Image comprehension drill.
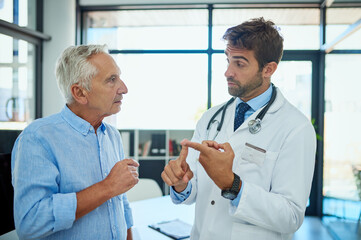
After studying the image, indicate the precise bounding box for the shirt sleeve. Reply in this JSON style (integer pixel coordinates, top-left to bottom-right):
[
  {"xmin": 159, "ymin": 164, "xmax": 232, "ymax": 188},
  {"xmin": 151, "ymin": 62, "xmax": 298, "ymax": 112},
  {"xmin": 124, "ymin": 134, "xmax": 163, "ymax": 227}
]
[
  {"xmin": 11, "ymin": 132, "xmax": 77, "ymax": 239},
  {"xmin": 122, "ymin": 194, "xmax": 134, "ymax": 229},
  {"xmin": 169, "ymin": 183, "xmax": 192, "ymax": 204},
  {"xmin": 231, "ymin": 180, "xmax": 244, "ymax": 207}
]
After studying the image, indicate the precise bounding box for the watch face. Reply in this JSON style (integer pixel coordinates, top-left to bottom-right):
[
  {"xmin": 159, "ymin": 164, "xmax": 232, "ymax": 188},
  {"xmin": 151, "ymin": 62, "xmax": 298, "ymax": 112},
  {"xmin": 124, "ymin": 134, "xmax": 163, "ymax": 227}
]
[{"xmin": 222, "ymin": 190, "xmax": 237, "ymax": 200}]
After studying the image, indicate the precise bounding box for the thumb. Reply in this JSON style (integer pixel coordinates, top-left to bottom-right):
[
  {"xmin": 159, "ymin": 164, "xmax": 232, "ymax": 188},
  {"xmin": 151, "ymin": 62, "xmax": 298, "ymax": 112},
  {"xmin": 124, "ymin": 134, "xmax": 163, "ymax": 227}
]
[
  {"xmin": 219, "ymin": 142, "xmax": 233, "ymax": 152},
  {"xmin": 182, "ymin": 168, "xmax": 193, "ymax": 183}
]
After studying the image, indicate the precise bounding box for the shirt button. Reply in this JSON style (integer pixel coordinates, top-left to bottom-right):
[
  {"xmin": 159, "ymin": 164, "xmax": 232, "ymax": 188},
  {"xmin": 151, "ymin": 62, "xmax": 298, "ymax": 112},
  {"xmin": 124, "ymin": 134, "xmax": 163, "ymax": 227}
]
[
  {"xmin": 211, "ymin": 200, "xmax": 215, "ymax": 205},
  {"xmin": 109, "ymin": 199, "xmax": 112, "ymax": 203}
]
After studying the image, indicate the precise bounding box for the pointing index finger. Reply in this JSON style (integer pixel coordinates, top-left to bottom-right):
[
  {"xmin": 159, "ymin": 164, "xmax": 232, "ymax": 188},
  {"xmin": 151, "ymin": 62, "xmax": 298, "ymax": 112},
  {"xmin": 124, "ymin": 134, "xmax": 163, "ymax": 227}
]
[
  {"xmin": 182, "ymin": 139, "xmax": 208, "ymax": 153},
  {"xmin": 178, "ymin": 144, "xmax": 188, "ymax": 162}
]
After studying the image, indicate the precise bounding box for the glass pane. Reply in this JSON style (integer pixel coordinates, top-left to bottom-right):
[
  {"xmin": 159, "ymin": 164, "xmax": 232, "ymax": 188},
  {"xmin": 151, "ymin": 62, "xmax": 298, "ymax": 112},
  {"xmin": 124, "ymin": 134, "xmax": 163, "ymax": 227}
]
[
  {"xmin": 322, "ymin": 54, "xmax": 361, "ymax": 239},
  {"xmin": 0, "ymin": 34, "xmax": 36, "ymax": 129},
  {"xmin": 273, "ymin": 61, "xmax": 312, "ymax": 119},
  {"xmin": 323, "ymin": 54, "xmax": 361, "ymax": 206},
  {"xmin": 0, "ymin": 0, "xmax": 13, "ymax": 23},
  {"xmin": 211, "ymin": 54, "xmax": 232, "ymax": 107},
  {"xmin": 85, "ymin": 9, "xmax": 208, "ymax": 50},
  {"xmin": 0, "ymin": 0, "xmax": 37, "ymax": 29},
  {"xmin": 106, "ymin": 54, "xmax": 208, "ymax": 129},
  {"xmin": 326, "ymin": 8, "xmax": 361, "ymax": 50},
  {"xmin": 213, "ymin": 8, "xmax": 320, "ymax": 50},
  {"xmin": 212, "ymin": 54, "xmax": 312, "ymax": 119},
  {"xmin": 0, "ymin": 34, "xmax": 13, "ymax": 63}
]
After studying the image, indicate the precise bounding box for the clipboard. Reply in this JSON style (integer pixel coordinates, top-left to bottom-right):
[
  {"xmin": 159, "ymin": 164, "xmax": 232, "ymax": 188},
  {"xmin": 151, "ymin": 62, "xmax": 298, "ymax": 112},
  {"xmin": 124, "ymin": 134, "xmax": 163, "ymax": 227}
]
[{"xmin": 148, "ymin": 219, "xmax": 192, "ymax": 240}]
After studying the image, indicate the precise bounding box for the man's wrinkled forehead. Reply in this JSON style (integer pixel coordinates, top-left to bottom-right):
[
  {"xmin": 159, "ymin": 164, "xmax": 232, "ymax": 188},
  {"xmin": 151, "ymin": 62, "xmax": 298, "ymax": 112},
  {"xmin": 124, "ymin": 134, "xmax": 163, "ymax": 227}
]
[{"xmin": 225, "ymin": 44, "xmax": 247, "ymax": 55}]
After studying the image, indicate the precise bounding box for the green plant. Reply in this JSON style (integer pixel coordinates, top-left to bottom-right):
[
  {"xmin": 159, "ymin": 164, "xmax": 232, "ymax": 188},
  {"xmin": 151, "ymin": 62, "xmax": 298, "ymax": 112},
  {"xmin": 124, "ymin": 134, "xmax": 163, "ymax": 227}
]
[{"xmin": 311, "ymin": 118, "xmax": 323, "ymax": 141}]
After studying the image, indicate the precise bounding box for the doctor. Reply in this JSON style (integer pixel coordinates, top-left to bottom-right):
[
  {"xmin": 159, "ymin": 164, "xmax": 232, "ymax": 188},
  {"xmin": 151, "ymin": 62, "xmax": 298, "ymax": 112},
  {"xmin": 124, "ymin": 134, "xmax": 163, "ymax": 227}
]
[{"xmin": 161, "ymin": 17, "xmax": 316, "ymax": 240}]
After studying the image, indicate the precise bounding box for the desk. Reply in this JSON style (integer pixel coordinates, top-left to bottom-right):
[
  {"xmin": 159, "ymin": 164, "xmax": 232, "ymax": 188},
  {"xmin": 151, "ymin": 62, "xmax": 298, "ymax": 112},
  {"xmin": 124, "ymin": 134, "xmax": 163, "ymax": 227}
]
[
  {"xmin": 131, "ymin": 196, "xmax": 195, "ymax": 240},
  {"xmin": 0, "ymin": 196, "xmax": 192, "ymax": 240},
  {"xmin": 0, "ymin": 196, "xmax": 328, "ymax": 240}
]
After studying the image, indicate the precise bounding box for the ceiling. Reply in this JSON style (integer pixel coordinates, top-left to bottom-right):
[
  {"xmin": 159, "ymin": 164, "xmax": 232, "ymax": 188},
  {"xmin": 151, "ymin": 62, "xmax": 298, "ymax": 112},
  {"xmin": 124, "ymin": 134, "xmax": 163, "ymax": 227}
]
[{"xmin": 80, "ymin": 0, "xmax": 361, "ymax": 6}]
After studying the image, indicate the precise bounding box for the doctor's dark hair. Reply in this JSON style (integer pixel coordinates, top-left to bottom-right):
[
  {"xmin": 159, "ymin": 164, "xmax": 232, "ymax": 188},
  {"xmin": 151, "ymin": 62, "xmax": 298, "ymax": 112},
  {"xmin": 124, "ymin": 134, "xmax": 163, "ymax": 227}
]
[
  {"xmin": 55, "ymin": 44, "xmax": 108, "ymax": 103},
  {"xmin": 223, "ymin": 17, "xmax": 284, "ymax": 71}
]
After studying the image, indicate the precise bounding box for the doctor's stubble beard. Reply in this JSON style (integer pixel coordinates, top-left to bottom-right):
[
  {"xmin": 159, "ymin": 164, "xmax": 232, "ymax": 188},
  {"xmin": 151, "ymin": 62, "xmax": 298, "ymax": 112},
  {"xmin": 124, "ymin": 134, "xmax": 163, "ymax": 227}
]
[{"xmin": 227, "ymin": 72, "xmax": 263, "ymax": 98}]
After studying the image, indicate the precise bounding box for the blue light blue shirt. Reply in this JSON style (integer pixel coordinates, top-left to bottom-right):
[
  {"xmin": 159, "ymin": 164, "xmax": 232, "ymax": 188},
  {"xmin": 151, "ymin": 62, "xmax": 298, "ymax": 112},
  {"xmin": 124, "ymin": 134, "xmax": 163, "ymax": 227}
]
[
  {"xmin": 171, "ymin": 85, "xmax": 273, "ymax": 206},
  {"xmin": 11, "ymin": 105, "xmax": 133, "ymax": 240}
]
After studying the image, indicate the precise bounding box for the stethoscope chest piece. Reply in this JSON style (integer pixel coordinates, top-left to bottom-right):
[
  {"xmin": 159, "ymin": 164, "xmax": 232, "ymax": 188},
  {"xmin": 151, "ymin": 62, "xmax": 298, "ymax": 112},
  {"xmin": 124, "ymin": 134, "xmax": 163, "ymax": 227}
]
[{"xmin": 248, "ymin": 119, "xmax": 262, "ymax": 134}]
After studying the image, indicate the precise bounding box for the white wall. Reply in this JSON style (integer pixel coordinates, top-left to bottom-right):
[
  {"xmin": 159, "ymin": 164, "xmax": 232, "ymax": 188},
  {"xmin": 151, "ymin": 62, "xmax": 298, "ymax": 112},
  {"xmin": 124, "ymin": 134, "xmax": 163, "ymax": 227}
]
[{"xmin": 42, "ymin": 0, "xmax": 76, "ymax": 117}]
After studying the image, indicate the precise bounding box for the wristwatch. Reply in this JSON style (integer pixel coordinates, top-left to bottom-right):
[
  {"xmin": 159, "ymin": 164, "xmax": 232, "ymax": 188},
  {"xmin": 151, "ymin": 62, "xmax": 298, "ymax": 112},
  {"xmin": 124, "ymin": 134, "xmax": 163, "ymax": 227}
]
[{"xmin": 221, "ymin": 173, "xmax": 241, "ymax": 200}]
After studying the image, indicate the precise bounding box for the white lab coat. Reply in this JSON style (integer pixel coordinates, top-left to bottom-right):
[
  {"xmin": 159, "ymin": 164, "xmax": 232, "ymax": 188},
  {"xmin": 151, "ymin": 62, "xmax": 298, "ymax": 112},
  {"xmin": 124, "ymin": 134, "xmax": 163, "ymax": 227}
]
[{"xmin": 179, "ymin": 88, "xmax": 316, "ymax": 240}]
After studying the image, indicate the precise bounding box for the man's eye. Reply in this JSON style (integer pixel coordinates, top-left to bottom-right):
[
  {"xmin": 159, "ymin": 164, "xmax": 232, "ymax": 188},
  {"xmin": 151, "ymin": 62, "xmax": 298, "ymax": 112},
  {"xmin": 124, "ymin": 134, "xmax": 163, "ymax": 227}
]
[{"xmin": 236, "ymin": 61, "xmax": 244, "ymax": 67}]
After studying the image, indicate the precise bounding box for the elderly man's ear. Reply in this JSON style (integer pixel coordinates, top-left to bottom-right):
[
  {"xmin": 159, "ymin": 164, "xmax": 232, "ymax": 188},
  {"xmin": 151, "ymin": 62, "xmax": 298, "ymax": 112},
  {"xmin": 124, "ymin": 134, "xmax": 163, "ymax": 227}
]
[{"xmin": 71, "ymin": 84, "xmax": 88, "ymax": 105}]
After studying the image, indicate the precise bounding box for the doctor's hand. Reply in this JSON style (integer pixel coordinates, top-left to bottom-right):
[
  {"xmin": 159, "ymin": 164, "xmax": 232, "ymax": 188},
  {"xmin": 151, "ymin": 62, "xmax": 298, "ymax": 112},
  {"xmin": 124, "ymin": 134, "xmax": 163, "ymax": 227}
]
[
  {"xmin": 161, "ymin": 144, "xmax": 193, "ymax": 193},
  {"xmin": 182, "ymin": 139, "xmax": 235, "ymax": 190}
]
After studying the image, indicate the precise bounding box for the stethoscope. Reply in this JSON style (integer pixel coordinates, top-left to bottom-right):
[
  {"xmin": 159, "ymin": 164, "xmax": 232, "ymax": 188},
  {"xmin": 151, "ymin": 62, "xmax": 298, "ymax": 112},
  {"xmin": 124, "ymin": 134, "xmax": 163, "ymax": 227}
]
[{"xmin": 206, "ymin": 84, "xmax": 277, "ymax": 140}]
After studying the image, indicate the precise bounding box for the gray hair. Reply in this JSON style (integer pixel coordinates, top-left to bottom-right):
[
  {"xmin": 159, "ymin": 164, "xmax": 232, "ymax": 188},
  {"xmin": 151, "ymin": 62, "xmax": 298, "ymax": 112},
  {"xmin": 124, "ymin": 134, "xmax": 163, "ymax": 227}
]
[{"xmin": 55, "ymin": 44, "xmax": 108, "ymax": 103}]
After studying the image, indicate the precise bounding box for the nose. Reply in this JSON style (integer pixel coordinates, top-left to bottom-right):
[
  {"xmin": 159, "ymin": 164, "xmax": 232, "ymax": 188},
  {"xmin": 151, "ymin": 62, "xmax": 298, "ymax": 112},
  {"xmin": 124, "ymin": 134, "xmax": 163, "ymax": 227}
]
[
  {"xmin": 117, "ymin": 79, "xmax": 128, "ymax": 95},
  {"xmin": 224, "ymin": 64, "xmax": 234, "ymax": 78}
]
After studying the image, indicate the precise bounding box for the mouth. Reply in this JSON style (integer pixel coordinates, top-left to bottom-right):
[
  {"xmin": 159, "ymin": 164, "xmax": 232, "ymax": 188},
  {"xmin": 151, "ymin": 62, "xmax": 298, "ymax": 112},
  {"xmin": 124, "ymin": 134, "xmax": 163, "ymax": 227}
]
[
  {"xmin": 227, "ymin": 81, "xmax": 237, "ymax": 87},
  {"xmin": 114, "ymin": 98, "xmax": 122, "ymax": 104}
]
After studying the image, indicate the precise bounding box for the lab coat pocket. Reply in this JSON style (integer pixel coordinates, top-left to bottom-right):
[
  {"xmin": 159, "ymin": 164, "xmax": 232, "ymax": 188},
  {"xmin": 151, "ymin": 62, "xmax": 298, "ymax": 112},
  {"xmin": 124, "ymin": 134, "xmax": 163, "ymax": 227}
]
[
  {"xmin": 231, "ymin": 222, "xmax": 283, "ymax": 240},
  {"xmin": 240, "ymin": 143, "xmax": 266, "ymax": 167}
]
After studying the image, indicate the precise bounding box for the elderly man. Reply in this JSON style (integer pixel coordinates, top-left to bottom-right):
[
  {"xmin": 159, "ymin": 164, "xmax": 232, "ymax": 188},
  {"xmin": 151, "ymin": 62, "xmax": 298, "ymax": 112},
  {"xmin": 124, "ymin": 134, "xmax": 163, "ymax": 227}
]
[{"xmin": 11, "ymin": 45, "xmax": 139, "ymax": 240}]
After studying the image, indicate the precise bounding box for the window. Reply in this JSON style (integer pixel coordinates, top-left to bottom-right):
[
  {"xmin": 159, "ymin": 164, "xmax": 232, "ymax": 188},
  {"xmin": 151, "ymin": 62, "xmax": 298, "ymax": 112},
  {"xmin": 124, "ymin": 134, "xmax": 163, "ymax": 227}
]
[
  {"xmin": 84, "ymin": 8, "xmax": 209, "ymax": 129},
  {"xmin": 112, "ymin": 54, "xmax": 208, "ymax": 130},
  {"xmin": 326, "ymin": 8, "xmax": 361, "ymax": 50},
  {"xmin": 85, "ymin": 9, "xmax": 208, "ymax": 50},
  {"xmin": 0, "ymin": 0, "xmax": 37, "ymax": 30},
  {"xmin": 0, "ymin": 0, "xmax": 48, "ymax": 129},
  {"xmin": 323, "ymin": 54, "xmax": 361, "ymax": 219},
  {"xmin": 0, "ymin": 34, "xmax": 36, "ymax": 128},
  {"xmin": 212, "ymin": 8, "xmax": 320, "ymax": 50},
  {"xmin": 84, "ymin": 6, "xmax": 320, "ymax": 129}
]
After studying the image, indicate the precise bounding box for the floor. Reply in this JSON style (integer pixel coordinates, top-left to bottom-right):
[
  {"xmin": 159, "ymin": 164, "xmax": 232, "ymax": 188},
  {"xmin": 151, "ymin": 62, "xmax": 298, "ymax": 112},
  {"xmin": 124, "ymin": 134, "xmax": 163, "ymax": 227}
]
[
  {"xmin": 293, "ymin": 216, "xmax": 334, "ymax": 240},
  {"xmin": 2, "ymin": 216, "xmax": 357, "ymax": 240}
]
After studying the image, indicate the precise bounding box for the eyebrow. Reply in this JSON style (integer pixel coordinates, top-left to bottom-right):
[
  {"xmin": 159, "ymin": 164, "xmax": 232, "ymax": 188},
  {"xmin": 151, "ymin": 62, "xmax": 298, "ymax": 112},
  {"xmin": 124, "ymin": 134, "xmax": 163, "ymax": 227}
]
[{"xmin": 225, "ymin": 52, "xmax": 249, "ymax": 63}]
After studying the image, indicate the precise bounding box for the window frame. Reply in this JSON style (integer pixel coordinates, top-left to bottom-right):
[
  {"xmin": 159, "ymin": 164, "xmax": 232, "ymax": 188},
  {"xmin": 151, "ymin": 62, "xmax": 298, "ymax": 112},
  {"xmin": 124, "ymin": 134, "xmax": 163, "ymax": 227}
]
[{"xmin": 0, "ymin": 0, "xmax": 50, "ymax": 119}]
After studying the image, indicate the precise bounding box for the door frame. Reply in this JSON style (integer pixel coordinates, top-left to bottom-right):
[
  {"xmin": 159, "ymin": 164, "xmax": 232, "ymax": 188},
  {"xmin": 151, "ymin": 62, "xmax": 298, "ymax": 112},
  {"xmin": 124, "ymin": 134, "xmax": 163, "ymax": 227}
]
[{"xmin": 281, "ymin": 50, "xmax": 324, "ymax": 217}]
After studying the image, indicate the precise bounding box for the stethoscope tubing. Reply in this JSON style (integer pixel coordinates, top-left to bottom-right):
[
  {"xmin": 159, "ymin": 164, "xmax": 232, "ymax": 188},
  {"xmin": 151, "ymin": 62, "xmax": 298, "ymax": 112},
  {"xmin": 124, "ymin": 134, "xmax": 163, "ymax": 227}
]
[{"xmin": 206, "ymin": 84, "xmax": 277, "ymax": 139}]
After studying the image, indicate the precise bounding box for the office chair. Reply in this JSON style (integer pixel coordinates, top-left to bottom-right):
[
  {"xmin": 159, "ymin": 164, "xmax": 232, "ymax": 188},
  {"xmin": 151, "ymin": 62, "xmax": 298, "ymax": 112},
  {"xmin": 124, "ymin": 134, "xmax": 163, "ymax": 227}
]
[
  {"xmin": 0, "ymin": 153, "xmax": 15, "ymax": 236},
  {"xmin": 126, "ymin": 178, "xmax": 163, "ymax": 202}
]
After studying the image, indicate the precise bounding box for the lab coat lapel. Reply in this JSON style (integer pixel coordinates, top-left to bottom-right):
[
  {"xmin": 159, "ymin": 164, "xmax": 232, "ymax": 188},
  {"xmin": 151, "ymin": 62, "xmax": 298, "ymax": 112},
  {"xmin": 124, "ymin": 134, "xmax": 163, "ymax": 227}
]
[{"xmin": 224, "ymin": 99, "xmax": 237, "ymax": 140}]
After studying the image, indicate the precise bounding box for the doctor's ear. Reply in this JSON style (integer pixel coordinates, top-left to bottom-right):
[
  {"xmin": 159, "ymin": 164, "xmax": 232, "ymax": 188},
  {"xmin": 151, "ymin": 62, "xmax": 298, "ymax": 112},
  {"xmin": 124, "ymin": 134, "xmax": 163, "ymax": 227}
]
[
  {"xmin": 70, "ymin": 84, "xmax": 88, "ymax": 105},
  {"xmin": 262, "ymin": 62, "xmax": 278, "ymax": 78}
]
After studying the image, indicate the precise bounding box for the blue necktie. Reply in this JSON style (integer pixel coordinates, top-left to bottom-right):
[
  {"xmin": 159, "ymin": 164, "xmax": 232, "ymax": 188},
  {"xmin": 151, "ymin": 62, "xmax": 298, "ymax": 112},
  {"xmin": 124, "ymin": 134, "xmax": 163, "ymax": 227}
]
[{"xmin": 234, "ymin": 102, "xmax": 250, "ymax": 131}]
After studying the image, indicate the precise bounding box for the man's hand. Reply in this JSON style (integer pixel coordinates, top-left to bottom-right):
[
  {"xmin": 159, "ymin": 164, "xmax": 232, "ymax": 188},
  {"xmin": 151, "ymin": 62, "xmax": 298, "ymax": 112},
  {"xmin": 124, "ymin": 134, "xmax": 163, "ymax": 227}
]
[
  {"xmin": 76, "ymin": 159, "xmax": 139, "ymax": 220},
  {"xmin": 182, "ymin": 139, "xmax": 235, "ymax": 190},
  {"xmin": 161, "ymin": 144, "xmax": 193, "ymax": 193},
  {"xmin": 105, "ymin": 159, "xmax": 139, "ymax": 197}
]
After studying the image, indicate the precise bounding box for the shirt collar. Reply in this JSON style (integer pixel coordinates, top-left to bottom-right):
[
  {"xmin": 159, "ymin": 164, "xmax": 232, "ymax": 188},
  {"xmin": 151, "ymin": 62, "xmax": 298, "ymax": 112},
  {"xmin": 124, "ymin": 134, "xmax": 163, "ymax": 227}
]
[
  {"xmin": 61, "ymin": 105, "xmax": 107, "ymax": 135},
  {"xmin": 235, "ymin": 84, "xmax": 273, "ymax": 112}
]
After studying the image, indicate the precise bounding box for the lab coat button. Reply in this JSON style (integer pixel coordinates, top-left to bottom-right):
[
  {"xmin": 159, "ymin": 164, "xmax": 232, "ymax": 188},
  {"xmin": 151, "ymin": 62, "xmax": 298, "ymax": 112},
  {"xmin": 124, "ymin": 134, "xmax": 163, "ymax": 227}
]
[{"xmin": 211, "ymin": 200, "xmax": 215, "ymax": 205}]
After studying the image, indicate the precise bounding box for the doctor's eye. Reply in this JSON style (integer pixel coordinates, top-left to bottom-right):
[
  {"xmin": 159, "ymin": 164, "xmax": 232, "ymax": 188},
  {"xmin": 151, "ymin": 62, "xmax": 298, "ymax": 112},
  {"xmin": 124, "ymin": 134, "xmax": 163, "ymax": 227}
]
[{"xmin": 235, "ymin": 61, "xmax": 245, "ymax": 68}]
